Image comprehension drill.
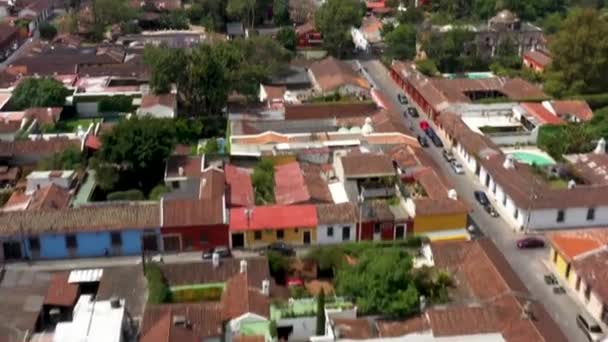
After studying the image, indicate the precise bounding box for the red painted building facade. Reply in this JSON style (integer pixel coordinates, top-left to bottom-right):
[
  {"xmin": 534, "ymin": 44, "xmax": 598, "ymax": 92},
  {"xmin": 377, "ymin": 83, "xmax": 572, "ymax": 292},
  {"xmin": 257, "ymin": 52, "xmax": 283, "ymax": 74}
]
[
  {"xmin": 295, "ymin": 22, "xmax": 323, "ymax": 48},
  {"xmin": 389, "ymin": 63, "xmax": 441, "ymax": 121}
]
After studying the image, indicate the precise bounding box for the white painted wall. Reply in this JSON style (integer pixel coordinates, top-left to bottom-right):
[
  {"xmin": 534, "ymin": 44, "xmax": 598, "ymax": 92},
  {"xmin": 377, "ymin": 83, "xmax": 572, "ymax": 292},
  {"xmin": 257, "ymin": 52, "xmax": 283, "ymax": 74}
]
[
  {"xmin": 278, "ymin": 316, "xmax": 316, "ymax": 341},
  {"xmin": 138, "ymin": 105, "xmax": 175, "ymax": 118},
  {"xmin": 569, "ymin": 270, "xmax": 604, "ymax": 324},
  {"xmin": 526, "ymin": 206, "xmax": 608, "ymax": 230},
  {"xmin": 316, "ymin": 223, "xmax": 356, "ymax": 245}
]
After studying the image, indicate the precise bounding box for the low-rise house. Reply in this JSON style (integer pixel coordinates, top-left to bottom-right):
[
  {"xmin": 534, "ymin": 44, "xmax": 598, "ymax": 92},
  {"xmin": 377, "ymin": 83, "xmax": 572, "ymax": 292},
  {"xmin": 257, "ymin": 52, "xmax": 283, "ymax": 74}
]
[
  {"xmin": 523, "ymin": 50, "xmax": 552, "ymax": 73},
  {"xmin": 118, "ymin": 30, "xmax": 206, "ymax": 49},
  {"xmin": 26, "ymin": 170, "xmax": 76, "ymax": 193},
  {"xmin": 0, "ymin": 116, "xmax": 25, "ymax": 141},
  {"xmin": 229, "ymin": 204, "xmax": 318, "ymax": 248},
  {"xmin": 308, "ymin": 57, "xmax": 371, "ymax": 97},
  {"xmin": 3, "ymin": 183, "xmax": 72, "ymax": 212},
  {"xmin": 225, "ymin": 164, "xmax": 254, "ymax": 208},
  {"xmin": 0, "ymin": 202, "xmax": 161, "ymax": 261},
  {"xmin": 138, "ymin": 93, "xmax": 177, "ymax": 118},
  {"xmin": 259, "ymin": 84, "xmax": 287, "ymax": 109},
  {"xmin": 0, "ymin": 137, "xmax": 83, "ymax": 165},
  {"xmin": 335, "ymin": 152, "xmax": 397, "ymax": 201},
  {"xmin": 227, "ymin": 22, "xmax": 245, "ymax": 40},
  {"xmin": 129, "ymin": 0, "xmax": 182, "ymax": 11},
  {"xmin": 0, "ymin": 22, "xmax": 21, "ymax": 61},
  {"xmin": 274, "ymin": 161, "xmax": 311, "ymax": 205},
  {"xmin": 164, "ymin": 154, "xmax": 204, "ymax": 190},
  {"xmin": 315, "ymin": 202, "xmax": 357, "ymax": 245},
  {"xmin": 295, "ymin": 22, "xmax": 322, "ymax": 48}
]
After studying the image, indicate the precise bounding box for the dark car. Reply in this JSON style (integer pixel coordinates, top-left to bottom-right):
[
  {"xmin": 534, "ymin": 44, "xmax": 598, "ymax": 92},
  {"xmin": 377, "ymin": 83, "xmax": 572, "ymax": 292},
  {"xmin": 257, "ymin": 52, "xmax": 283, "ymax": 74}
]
[
  {"xmin": 397, "ymin": 94, "xmax": 408, "ymax": 104},
  {"xmin": 442, "ymin": 149, "xmax": 455, "ymax": 162},
  {"xmin": 517, "ymin": 237, "xmax": 545, "ymax": 249},
  {"xmin": 417, "ymin": 135, "xmax": 429, "ymax": 147},
  {"xmin": 261, "ymin": 242, "xmax": 296, "ymax": 257},
  {"xmin": 474, "ymin": 191, "xmax": 490, "ymax": 206},
  {"xmin": 430, "ymin": 135, "xmax": 444, "ymax": 147},
  {"xmin": 202, "ymin": 246, "xmax": 231, "ymax": 259},
  {"xmin": 485, "ymin": 205, "xmax": 499, "ymax": 217},
  {"xmin": 407, "ymin": 107, "xmax": 419, "ymax": 117}
]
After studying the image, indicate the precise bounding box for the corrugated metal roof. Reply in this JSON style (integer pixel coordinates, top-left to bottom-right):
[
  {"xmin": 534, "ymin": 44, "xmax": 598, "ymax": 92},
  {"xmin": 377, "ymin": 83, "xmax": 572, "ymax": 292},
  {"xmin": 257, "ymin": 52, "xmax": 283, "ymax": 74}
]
[{"xmin": 68, "ymin": 269, "xmax": 104, "ymax": 283}]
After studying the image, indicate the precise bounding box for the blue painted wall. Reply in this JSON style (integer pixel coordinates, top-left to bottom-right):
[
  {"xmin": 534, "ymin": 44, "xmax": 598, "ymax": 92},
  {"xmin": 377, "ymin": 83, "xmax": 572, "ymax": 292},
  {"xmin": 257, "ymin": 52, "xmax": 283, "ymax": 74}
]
[
  {"xmin": 77, "ymin": 232, "xmax": 111, "ymax": 257},
  {"xmin": 121, "ymin": 230, "xmax": 142, "ymax": 255},
  {"xmin": 39, "ymin": 234, "xmax": 69, "ymax": 259}
]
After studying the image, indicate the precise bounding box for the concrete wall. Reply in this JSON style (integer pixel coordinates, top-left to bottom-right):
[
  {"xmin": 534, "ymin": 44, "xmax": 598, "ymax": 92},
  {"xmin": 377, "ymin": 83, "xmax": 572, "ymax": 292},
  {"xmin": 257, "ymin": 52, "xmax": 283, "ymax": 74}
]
[
  {"xmin": 316, "ymin": 223, "xmax": 356, "ymax": 245},
  {"xmin": 278, "ymin": 316, "xmax": 316, "ymax": 341},
  {"xmin": 570, "ymin": 269, "xmax": 605, "ymax": 323}
]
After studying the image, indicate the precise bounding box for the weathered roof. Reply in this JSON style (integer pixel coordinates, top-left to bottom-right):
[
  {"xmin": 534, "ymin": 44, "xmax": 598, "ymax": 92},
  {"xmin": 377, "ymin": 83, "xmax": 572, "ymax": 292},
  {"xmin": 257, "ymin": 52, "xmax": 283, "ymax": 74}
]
[
  {"xmin": 572, "ymin": 249, "xmax": 608, "ymax": 306},
  {"xmin": 162, "ymin": 198, "xmax": 224, "ymax": 227},
  {"xmin": 551, "ymin": 100, "xmax": 593, "ymax": 121},
  {"xmin": 141, "ymin": 94, "xmax": 177, "ymax": 109},
  {"xmin": 332, "ymin": 318, "xmax": 373, "ymax": 339},
  {"xmin": 140, "ymin": 302, "xmax": 223, "ymax": 342},
  {"xmin": 284, "ymin": 103, "xmax": 378, "ymax": 120},
  {"xmin": 159, "ymin": 258, "xmax": 270, "ymax": 287},
  {"xmin": 230, "ymin": 205, "xmax": 318, "ymax": 231},
  {"xmin": 225, "ymin": 164, "xmax": 254, "ymax": 207},
  {"xmin": 316, "ymin": 203, "xmax": 358, "ymax": 224},
  {"xmin": 165, "ymin": 155, "xmax": 203, "ymax": 179},
  {"xmin": 274, "ymin": 162, "xmax": 310, "ymax": 205},
  {"xmin": 309, "ymin": 57, "xmax": 370, "ymax": 92},
  {"xmin": 548, "ymin": 228, "xmax": 608, "ymax": 261},
  {"xmin": 221, "ymin": 272, "xmax": 270, "ymax": 319},
  {"xmin": 523, "ymin": 50, "xmax": 552, "ymax": 67},
  {"xmin": 520, "ymin": 102, "xmax": 564, "ymax": 125},
  {"xmin": 44, "ymin": 272, "xmax": 79, "ymax": 307},
  {"xmin": 341, "ymin": 153, "xmax": 395, "ymax": 178}
]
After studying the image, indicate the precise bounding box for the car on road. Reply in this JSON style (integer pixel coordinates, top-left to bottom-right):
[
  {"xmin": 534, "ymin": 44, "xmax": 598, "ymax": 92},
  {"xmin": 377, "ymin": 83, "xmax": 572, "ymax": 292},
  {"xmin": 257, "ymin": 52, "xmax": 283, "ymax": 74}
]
[
  {"xmin": 516, "ymin": 237, "xmax": 545, "ymax": 249},
  {"xmin": 450, "ymin": 160, "xmax": 464, "ymax": 174},
  {"xmin": 430, "ymin": 134, "xmax": 444, "ymax": 147},
  {"xmin": 417, "ymin": 135, "xmax": 429, "ymax": 147},
  {"xmin": 474, "ymin": 191, "xmax": 490, "ymax": 206},
  {"xmin": 397, "ymin": 94, "xmax": 408, "ymax": 104},
  {"xmin": 407, "ymin": 107, "xmax": 419, "ymax": 117},
  {"xmin": 202, "ymin": 245, "xmax": 231, "ymax": 259},
  {"xmin": 485, "ymin": 204, "xmax": 499, "ymax": 217},
  {"xmin": 544, "ymin": 274, "xmax": 558, "ymax": 285},
  {"xmin": 419, "ymin": 120, "xmax": 430, "ymax": 131},
  {"xmin": 442, "ymin": 149, "xmax": 455, "ymax": 162},
  {"xmin": 576, "ymin": 312, "xmax": 604, "ymax": 342},
  {"xmin": 260, "ymin": 242, "xmax": 296, "ymax": 256}
]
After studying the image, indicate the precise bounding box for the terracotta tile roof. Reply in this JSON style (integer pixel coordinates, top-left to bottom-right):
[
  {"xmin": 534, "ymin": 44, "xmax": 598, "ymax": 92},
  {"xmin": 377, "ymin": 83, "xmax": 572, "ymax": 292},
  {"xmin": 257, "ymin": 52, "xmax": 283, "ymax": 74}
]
[
  {"xmin": 165, "ymin": 155, "xmax": 203, "ymax": 179},
  {"xmin": 284, "ymin": 103, "xmax": 378, "ymax": 120},
  {"xmin": 437, "ymin": 112, "xmax": 500, "ymax": 157},
  {"xmin": 221, "ymin": 272, "xmax": 270, "ymax": 319},
  {"xmin": 309, "ymin": 57, "xmax": 370, "ymax": 92},
  {"xmin": 376, "ymin": 316, "xmax": 430, "ymax": 337},
  {"xmin": 361, "ymin": 200, "xmax": 393, "ymax": 221},
  {"xmin": 24, "ymin": 107, "xmax": 62, "ymax": 125},
  {"xmin": 523, "ymin": 50, "xmax": 552, "ymax": 67},
  {"xmin": 43, "ymin": 272, "xmax": 79, "ymax": 307},
  {"xmin": 274, "ymin": 162, "xmax": 310, "ymax": 205},
  {"xmin": 162, "ymin": 197, "xmax": 224, "ymax": 227},
  {"xmin": 140, "ymin": 302, "xmax": 223, "ymax": 342},
  {"xmin": 9, "ymin": 137, "xmax": 81, "ymax": 157},
  {"xmin": 316, "ymin": 203, "xmax": 358, "ymax": 224},
  {"xmin": 261, "ymin": 85, "xmax": 286, "ymax": 100},
  {"xmin": 548, "ymin": 228, "xmax": 608, "ymax": 261},
  {"xmin": 159, "ymin": 258, "xmax": 271, "ymax": 287},
  {"xmin": 572, "ymin": 249, "xmax": 608, "ymax": 305},
  {"xmin": 0, "ymin": 202, "xmax": 160, "ymax": 237},
  {"xmin": 300, "ymin": 165, "xmax": 333, "ymax": 203},
  {"xmin": 233, "ymin": 335, "xmax": 265, "ymax": 342},
  {"xmin": 0, "ymin": 120, "xmax": 21, "ymax": 134},
  {"xmin": 414, "ymin": 197, "xmax": 468, "ymax": 216},
  {"xmin": 340, "ymin": 153, "xmax": 395, "ymax": 178},
  {"xmin": 27, "ymin": 183, "xmax": 72, "ymax": 210},
  {"xmin": 413, "ymin": 168, "xmax": 448, "ymax": 199},
  {"xmin": 230, "ymin": 205, "xmax": 318, "ymax": 231},
  {"xmin": 141, "ymin": 94, "xmax": 177, "ymax": 109},
  {"xmin": 332, "ymin": 318, "xmax": 373, "ymax": 339},
  {"xmin": 199, "ymin": 168, "xmax": 225, "ymax": 200},
  {"xmin": 551, "ymin": 100, "xmax": 593, "ymax": 121},
  {"xmin": 521, "ymin": 102, "xmax": 564, "ymax": 125},
  {"xmin": 0, "ymin": 166, "xmax": 20, "ymax": 182},
  {"xmin": 225, "ymin": 164, "xmax": 254, "ymax": 207},
  {"xmin": 565, "ymin": 153, "xmax": 608, "ymax": 185}
]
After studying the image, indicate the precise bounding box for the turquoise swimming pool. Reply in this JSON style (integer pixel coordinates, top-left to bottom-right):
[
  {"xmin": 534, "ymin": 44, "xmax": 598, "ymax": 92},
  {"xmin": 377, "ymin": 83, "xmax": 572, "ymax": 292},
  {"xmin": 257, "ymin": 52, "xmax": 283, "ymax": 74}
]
[
  {"xmin": 443, "ymin": 72, "xmax": 495, "ymax": 80},
  {"xmin": 509, "ymin": 151, "xmax": 556, "ymax": 166}
]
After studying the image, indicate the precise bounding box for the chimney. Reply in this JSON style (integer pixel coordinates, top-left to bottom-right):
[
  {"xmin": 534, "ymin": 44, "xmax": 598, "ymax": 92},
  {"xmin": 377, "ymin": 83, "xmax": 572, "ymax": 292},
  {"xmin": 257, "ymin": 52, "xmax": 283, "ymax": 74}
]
[
  {"xmin": 240, "ymin": 259, "xmax": 247, "ymax": 273},
  {"xmin": 212, "ymin": 252, "xmax": 220, "ymax": 267},
  {"xmin": 568, "ymin": 179, "xmax": 576, "ymax": 189},
  {"xmin": 109, "ymin": 297, "xmax": 121, "ymax": 309},
  {"xmin": 261, "ymin": 279, "xmax": 270, "ymax": 296},
  {"xmin": 178, "ymin": 166, "xmax": 184, "ymax": 176},
  {"xmin": 594, "ymin": 138, "xmax": 606, "ymax": 154},
  {"xmin": 503, "ymin": 155, "xmax": 515, "ymax": 169}
]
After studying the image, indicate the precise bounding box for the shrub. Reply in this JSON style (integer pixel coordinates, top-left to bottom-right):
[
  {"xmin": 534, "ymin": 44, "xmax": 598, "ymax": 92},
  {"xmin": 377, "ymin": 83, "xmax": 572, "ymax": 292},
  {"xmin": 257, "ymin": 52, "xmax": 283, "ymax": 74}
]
[
  {"xmin": 171, "ymin": 285, "xmax": 224, "ymax": 302},
  {"xmin": 107, "ymin": 189, "xmax": 145, "ymax": 201},
  {"xmin": 98, "ymin": 95, "xmax": 133, "ymax": 112},
  {"xmin": 146, "ymin": 262, "xmax": 171, "ymax": 304},
  {"xmin": 149, "ymin": 184, "xmax": 170, "ymax": 200},
  {"xmin": 39, "ymin": 22, "xmax": 57, "ymax": 41}
]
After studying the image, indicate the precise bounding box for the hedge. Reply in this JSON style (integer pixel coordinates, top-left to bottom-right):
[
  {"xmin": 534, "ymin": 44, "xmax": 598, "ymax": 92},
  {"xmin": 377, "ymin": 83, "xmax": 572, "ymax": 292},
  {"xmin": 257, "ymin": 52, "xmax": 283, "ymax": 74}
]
[
  {"xmin": 171, "ymin": 285, "xmax": 224, "ymax": 302},
  {"xmin": 98, "ymin": 95, "xmax": 133, "ymax": 113},
  {"xmin": 107, "ymin": 189, "xmax": 145, "ymax": 201},
  {"xmin": 146, "ymin": 262, "xmax": 171, "ymax": 304}
]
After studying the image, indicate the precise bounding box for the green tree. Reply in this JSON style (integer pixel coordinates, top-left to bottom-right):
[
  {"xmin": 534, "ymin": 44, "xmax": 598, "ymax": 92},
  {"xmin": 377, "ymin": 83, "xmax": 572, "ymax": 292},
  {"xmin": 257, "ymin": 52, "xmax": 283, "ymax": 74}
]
[
  {"xmin": 204, "ymin": 137, "xmax": 220, "ymax": 154},
  {"xmin": 39, "ymin": 22, "xmax": 58, "ymax": 40},
  {"xmin": 335, "ymin": 248, "xmax": 419, "ymax": 316},
  {"xmin": 11, "ymin": 78, "xmax": 70, "ymax": 110},
  {"xmin": 227, "ymin": 0, "xmax": 256, "ymax": 28},
  {"xmin": 93, "ymin": 0, "xmax": 136, "ymax": 27},
  {"xmin": 273, "ymin": 0, "xmax": 290, "ymax": 25},
  {"xmin": 316, "ymin": 290, "xmax": 326, "ymax": 335},
  {"xmin": 420, "ymin": 27, "xmax": 479, "ymax": 72},
  {"xmin": 545, "ymin": 8, "xmax": 608, "ymax": 96},
  {"xmin": 92, "ymin": 117, "xmax": 176, "ymax": 194},
  {"xmin": 267, "ymin": 250, "xmax": 289, "ymax": 283},
  {"xmin": 276, "ymin": 26, "xmax": 297, "ymax": 51},
  {"xmin": 384, "ymin": 23, "xmax": 417, "ymax": 60},
  {"xmin": 252, "ymin": 158, "xmax": 275, "ymax": 204},
  {"xmin": 195, "ymin": 0, "xmax": 226, "ymax": 31},
  {"xmin": 540, "ymin": 12, "xmax": 563, "ymax": 35},
  {"xmin": 37, "ymin": 148, "xmax": 83, "ymax": 170},
  {"xmin": 398, "ymin": 6, "xmax": 424, "ymax": 24},
  {"xmin": 149, "ymin": 184, "xmax": 170, "ymax": 200},
  {"xmin": 159, "ymin": 9, "xmax": 189, "ymax": 29},
  {"xmin": 315, "ymin": 0, "xmax": 364, "ymax": 57},
  {"xmin": 415, "ymin": 59, "xmax": 439, "ymax": 76}
]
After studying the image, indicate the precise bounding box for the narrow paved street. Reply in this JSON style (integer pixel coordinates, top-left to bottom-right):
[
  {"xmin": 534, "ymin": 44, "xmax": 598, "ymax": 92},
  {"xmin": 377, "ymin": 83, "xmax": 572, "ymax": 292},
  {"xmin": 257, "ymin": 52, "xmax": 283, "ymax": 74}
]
[{"xmin": 361, "ymin": 59, "xmax": 586, "ymax": 342}]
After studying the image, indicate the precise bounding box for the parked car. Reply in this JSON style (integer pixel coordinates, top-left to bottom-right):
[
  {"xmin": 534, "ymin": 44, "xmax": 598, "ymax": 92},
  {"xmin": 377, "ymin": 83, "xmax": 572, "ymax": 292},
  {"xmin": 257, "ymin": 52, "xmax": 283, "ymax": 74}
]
[
  {"xmin": 430, "ymin": 134, "xmax": 444, "ymax": 147},
  {"xmin": 407, "ymin": 107, "xmax": 419, "ymax": 117},
  {"xmin": 450, "ymin": 160, "xmax": 464, "ymax": 174},
  {"xmin": 474, "ymin": 191, "xmax": 490, "ymax": 206},
  {"xmin": 516, "ymin": 237, "xmax": 545, "ymax": 249},
  {"xmin": 576, "ymin": 312, "xmax": 604, "ymax": 342},
  {"xmin": 544, "ymin": 274, "xmax": 558, "ymax": 285},
  {"xmin": 397, "ymin": 94, "xmax": 408, "ymax": 104},
  {"xmin": 417, "ymin": 135, "xmax": 429, "ymax": 147},
  {"xmin": 260, "ymin": 242, "xmax": 296, "ymax": 256},
  {"xmin": 485, "ymin": 204, "xmax": 499, "ymax": 217},
  {"xmin": 442, "ymin": 150, "xmax": 455, "ymax": 162},
  {"xmin": 419, "ymin": 120, "xmax": 430, "ymax": 131},
  {"xmin": 424, "ymin": 126, "xmax": 436, "ymax": 138},
  {"xmin": 287, "ymin": 277, "xmax": 304, "ymax": 287},
  {"xmin": 202, "ymin": 246, "xmax": 231, "ymax": 259}
]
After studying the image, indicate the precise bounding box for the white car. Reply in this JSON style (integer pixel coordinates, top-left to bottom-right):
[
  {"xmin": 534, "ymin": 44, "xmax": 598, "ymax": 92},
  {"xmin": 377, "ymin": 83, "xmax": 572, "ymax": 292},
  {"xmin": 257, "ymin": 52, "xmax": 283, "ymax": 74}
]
[{"xmin": 451, "ymin": 160, "xmax": 464, "ymax": 174}]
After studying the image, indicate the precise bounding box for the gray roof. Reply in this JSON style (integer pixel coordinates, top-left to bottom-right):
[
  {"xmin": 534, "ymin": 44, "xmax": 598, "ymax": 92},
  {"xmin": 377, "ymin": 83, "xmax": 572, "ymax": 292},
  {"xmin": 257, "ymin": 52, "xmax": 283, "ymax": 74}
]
[{"xmin": 226, "ymin": 22, "xmax": 244, "ymax": 36}]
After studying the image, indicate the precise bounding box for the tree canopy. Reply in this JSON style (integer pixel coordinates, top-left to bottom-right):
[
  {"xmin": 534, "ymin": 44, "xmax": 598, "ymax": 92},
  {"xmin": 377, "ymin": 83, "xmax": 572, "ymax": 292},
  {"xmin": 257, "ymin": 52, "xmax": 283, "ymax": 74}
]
[
  {"xmin": 384, "ymin": 23, "xmax": 417, "ymax": 60},
  {"xmin": 335, "ymin": 248, "xmax": 420, "ymax": 316},
  {"xmin": 419, "ymin": 27, "xmax": 483, "ymax": 73},
  {"xmin": 276, "ymin": 26, "xmax": 297, "ymax": 52},
  {"xmin": 315, "ymin": 0, "xmax": 364, "ymax": 57},
  {"xmin": 544, "ymin": 8, "xmax": 608, "ymax": 97},
  {"xmin": 11, "ymin": 78, "xmax": 70, "ymax": 110},
  {"xmin": 91, "ymin": 117, "xmax": 176, "ymax": 194},
  {"xmin": 252, "ymin": 158, "xmax": 275, "ymax": 205}
]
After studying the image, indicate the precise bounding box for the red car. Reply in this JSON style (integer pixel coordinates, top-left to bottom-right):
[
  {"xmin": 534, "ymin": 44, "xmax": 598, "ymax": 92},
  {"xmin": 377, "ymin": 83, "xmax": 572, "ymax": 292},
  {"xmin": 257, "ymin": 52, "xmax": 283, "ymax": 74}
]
[
  {"xmin": 419, "ymin": 120, "xmax": 430, "ymax": 131},
  {"xmin": 287, "ymin": 277, "xmax": 304, "ymax": 287},
  {"xmin": 517, "ymin": 237, "xmax": 545, "ymax": 249}
]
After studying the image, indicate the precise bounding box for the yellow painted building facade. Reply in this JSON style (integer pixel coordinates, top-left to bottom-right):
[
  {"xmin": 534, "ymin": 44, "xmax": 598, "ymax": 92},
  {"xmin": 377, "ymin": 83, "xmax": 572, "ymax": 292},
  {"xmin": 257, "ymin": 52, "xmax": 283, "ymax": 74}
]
[
  {"xmin": 243, "ymin": 227, "xmax": 316, "ymax": 248},
  {"xmin": 549, "ymin": 247, "xmax": 572, "ymax": 281},
  {"xmin": 413, "ymin": 213, "xmax": 468, "ymax": 234}
]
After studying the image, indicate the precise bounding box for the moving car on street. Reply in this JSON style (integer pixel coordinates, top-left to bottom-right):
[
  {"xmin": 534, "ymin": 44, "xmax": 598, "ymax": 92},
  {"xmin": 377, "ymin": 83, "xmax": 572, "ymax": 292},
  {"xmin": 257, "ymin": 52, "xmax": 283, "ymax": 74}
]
[
  {"xmin": 407, "ymin": 107, "xmax": 419, "ymax": 117},
  {"xmin": 516, "ymin": 237, "xmax": 545, "ymax": 249},
  {"xmin": 260, "ymin": 242, "xmax": 296, "ymax": 256},
  {"xmin": 397, "ymin": 94, "xmax": 408, "ymax": 104},
  {"xmin": 417, "ymin": 135, "xmax": 429, "ymax": 147},
  {"xmin": 202, "ymin": 246, "xmax": 231, "ymax": 259},
  {"xmin": 442, "ymin": 149, "xmax": 455, "ymax": 162},
  {"xmin": 474, "ymin": 191, "xmax": 490, "ymax": 206}
]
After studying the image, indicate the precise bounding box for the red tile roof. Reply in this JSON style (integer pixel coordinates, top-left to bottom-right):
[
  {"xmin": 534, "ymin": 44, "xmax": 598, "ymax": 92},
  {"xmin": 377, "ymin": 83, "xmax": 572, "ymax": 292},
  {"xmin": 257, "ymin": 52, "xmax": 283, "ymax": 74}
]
[
  {"xmin": 523, "ymin": 50, "xmax": 552, "ymax": 67},
  {"xmin": 141, "ymin": 302, "xmax": 223, "ymax": 342},
  {"xmin": 521, "ymin": 102, "xmax": 564, "ymax": 125},
  {"xmin": 43, "ymin": 272, "xmax": 79, "ymax": 307},
  {"xmin": 84, "ymin": 134, "xmax": 101, "ymax": 150},
  {"xmin": 24, "ymin": 107, "xmax": 62, "ymax": 125},
  {"xmin": 340, "ymin": 153, "xmax": 395, "ymax": 178},
  {"xmin": 551, "ymin": 100, "xmax": 593, "ymax": 121},
  {"xmin": 572, "ymin": 249, "xmax": 608, "ymax": 305},
  {"xmin": 332, "ymin": 318, "xmax": 373, "ymax": 339},
  {"xmin": 284, "ymin": 103, "xmax": 378, "ymax": 120},
  {"xmin": 274, "ymin": 162, "xmax": 310, "ymax": 205},
  {"xmin": 162, "ymin": 198, "xmax": 224, "ymax": 227},
  {"xmin": 309, "ymin": 57, "xmax": 370, "ymax": 92},
  {"xmin": 221, "ymin": 272, "xmax": 270, "ymax": 319},
  {"xmin": 548, "ymin": 229, "xmax": 608, "ymax": 261},
  {"xmin": 165, "ymin": 155, "xmax": 203, "ymax": 179},
  {"xmin": 376, "ymin": 316, "xmax": 430, "ymax": 337},
  {"xmin": 261, "ymin": 85, "xmax": 286, "ymax": 100},
  {"xmin": 225, "ymin": 164, "xmax": 254, "ymax": 207},
  {"xmin": 230, "ymin": 205, "xmax": 318, "ymax": 231},
  {"xmin": 141, "ymin": 94, "xmax": 177, "ymax": 109},
  {"xmin": 27, "ymin": 183, "xmax": 72, "ymax": 210}
]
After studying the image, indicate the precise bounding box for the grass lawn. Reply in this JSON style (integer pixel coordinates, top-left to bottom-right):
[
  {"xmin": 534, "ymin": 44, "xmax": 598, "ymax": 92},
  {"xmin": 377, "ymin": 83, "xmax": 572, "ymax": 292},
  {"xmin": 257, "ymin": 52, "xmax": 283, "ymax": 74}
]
[
  {"xmin": 59, "ymin": 118, "xmax": 101, "ymax": 132},
  {"xmin": 548, "ymin": 179, "xmax": 568, "ymax": 189}
]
